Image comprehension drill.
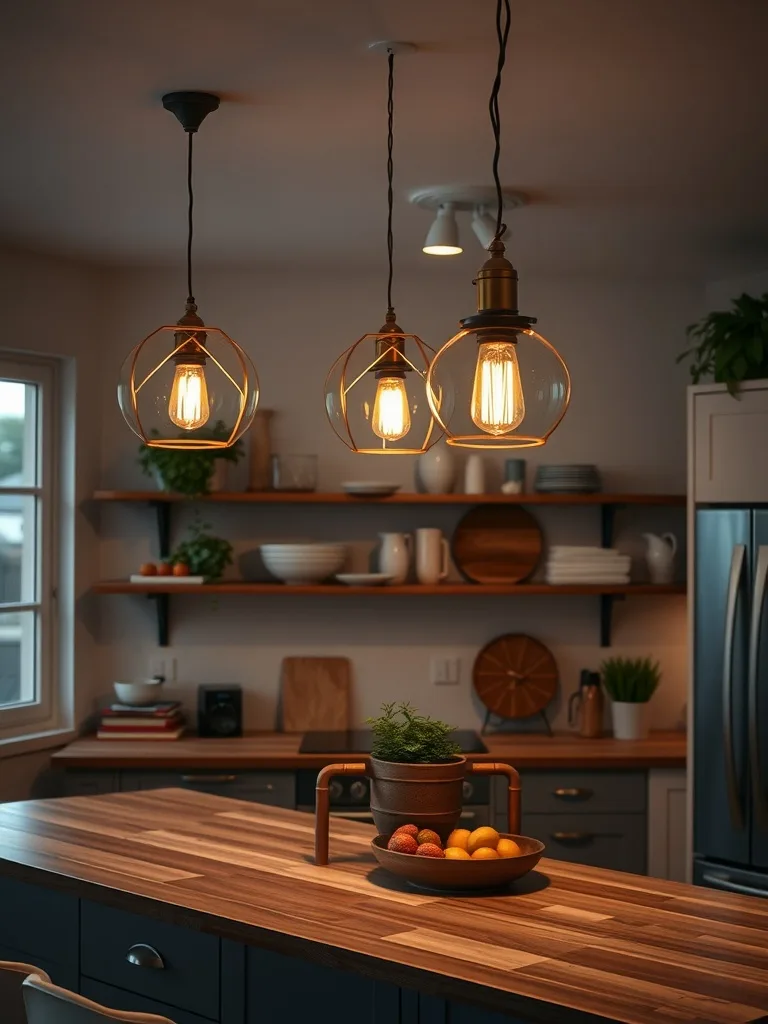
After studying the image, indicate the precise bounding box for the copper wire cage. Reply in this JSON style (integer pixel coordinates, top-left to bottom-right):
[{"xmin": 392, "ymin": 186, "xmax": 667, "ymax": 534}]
[
  {"xmin": 426, "ymin": 324, "xmax": 570, "ymax": 450},
  {"xmin": 324, "ymin": 328, "xmax": 453, "ymax": 455},
  {"xmin": 118, "ymin": 320, "xmax": 260, "ymax": 450}
]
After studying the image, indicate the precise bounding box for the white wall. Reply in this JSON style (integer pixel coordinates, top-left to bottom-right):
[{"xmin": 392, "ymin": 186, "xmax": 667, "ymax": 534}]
[{"xmin": 94, "ymin": 261, "xmax": 699, "ymax": 732}]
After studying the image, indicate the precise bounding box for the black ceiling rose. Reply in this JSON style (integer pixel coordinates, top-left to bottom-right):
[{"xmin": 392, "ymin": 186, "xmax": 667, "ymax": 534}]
[{"xmin": 161, "ymin": 91, "xmax": 220, "ymax": 133}]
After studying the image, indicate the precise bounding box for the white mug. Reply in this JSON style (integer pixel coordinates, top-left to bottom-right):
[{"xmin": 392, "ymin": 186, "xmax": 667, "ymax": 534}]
[{"xmin": 416, "ymin": 528, "xmax": 450, "ymax": 585}]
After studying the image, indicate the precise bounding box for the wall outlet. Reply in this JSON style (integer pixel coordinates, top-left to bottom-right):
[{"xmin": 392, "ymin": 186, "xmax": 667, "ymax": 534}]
[
  {"xmin": 431, "ymin": 655, "xmax": 461, "ymax": 686},
  {"xmin": 149, "ymin": 655, "xmax": 176, "ymax": 682}
]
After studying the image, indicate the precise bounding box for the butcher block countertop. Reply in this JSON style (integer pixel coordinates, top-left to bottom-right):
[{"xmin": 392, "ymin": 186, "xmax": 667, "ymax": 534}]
[
  {"xmin": 51, "ymin": 730, "xmax": 687, "ymax": 770},
  {"xmin": 0, "ymin": 789, "xmax": 764, "ymax": 1024}
]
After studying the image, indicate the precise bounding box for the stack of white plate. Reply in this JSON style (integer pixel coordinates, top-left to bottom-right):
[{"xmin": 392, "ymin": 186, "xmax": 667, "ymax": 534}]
[
  {"xmin": 261, "ymin": 544, "xmax": 346, "ymax": 585},
  {"xmin": 534, "ymin": 464, "xmax": 601, "ymax": 493}
]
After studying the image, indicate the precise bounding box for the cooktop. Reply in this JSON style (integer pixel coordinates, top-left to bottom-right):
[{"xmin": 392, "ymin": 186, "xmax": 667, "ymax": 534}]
[{"xmin": 298, "ymin": 729, "xmax": 488, "ymax": 755}]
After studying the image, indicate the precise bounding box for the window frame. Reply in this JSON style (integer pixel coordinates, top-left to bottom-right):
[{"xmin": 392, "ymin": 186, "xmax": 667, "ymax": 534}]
[{"xmin": 0, "ymin": 355, "xmax": 59, "ymax": 736}]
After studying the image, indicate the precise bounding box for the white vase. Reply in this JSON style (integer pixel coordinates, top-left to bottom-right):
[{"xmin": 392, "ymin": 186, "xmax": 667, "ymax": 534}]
[
  {"xmin": 464, "ymin": 454, "xmax": 485, "ymax": 495},
  {"xmin": 378, "ymin": 532, "xmax": 412, "ymax": 585},
  {"xmin": 417, "ymin": 441, "xmax": 456, "ymax": 494},
  {"xmin": 611, "ymin": 701, "xmax": 649, "ymax": 740}
]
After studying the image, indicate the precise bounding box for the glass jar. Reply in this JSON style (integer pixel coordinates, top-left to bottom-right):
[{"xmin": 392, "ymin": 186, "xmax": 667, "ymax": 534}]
[{"xmin": 270, "ymin": 454, "xmax": 318, "ymax": 492}]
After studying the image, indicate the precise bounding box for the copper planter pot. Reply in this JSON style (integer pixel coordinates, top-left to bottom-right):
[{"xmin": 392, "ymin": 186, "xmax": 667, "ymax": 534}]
[{"xmin": 368, "ymin": 755, "xmax": 467, "ymax": 839}]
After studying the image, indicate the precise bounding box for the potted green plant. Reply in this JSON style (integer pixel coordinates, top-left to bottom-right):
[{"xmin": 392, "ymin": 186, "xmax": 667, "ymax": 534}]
[
  {"xmin": 366, "ymin": 702, "xmax": 464, "ymax": 839},
  {"xmin": 600, "ymin": 657, "xmax": 661, "ymax": 740},
  {"xmin": 172, "ymin": 517, "xmax": 233, "ymax": 581},
  {"xmin": 677, "ymin": 292, "xmax": 768, "ymax": 395},
  {"xmin": 138, "ymin": 421, "xmax": 244, "ymax": 497}
]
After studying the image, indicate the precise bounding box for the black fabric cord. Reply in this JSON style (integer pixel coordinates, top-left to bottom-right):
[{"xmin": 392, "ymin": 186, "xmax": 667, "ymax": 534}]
[
  {"xmin": 386, "ymin": 49, "xmax": 395, "ymax": 313},
  {"xmin": 186, "ymin": 130, "xmax": 194, "ymax": 304},
  {"xmin": 489, "ymin": 0, "xmax": 512, "ymax": 241}
]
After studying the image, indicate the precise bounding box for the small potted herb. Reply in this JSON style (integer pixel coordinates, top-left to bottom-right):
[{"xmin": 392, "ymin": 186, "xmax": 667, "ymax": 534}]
[
  {"xmin": 600, "ymin": 657, "xmax": 661, "ymax": 741},
  {"xmin": 677, "ymin": 292, "xmax": 768, "ymax": 396},
  {"xmin": 172, "ymin": 517, "xmax": 233, "ymax": 581},
  {"xmin": 366, "ymin": 702, "xmax": 464, "ymax": 838},
  {"xmin": 138, "ymin": 421, "xmax": 244, "ymax": 497}
]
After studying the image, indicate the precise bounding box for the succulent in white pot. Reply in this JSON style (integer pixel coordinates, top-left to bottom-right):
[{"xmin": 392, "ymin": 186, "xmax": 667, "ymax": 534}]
[{"xmin": 600, "ymin": 657, "xmax": 661, "ymax": 741}]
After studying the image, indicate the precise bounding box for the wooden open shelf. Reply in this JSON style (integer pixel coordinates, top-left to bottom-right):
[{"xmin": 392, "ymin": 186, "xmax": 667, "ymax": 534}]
[
  {"xmin": 93, "ymin": 580, "xmax": 686, "ymax": 597},
  {"xmin": 93, "ymin": 490, "xmax": 686, "ymax": 506}
]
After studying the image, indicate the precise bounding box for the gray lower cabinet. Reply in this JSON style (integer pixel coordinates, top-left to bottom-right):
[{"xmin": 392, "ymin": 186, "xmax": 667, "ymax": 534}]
[
  {"xmin": 58, "ymin": 771, "xmax": 120, "ymax": 797},
  {"xmin": 492, "ymin": 770, "xmax": 647, "ymax": 874},
  {"xmin": 80, "ymin": 979, "xmax": 217, "ymax": 1024},
  {"xmin": 119, "ymin": 770, "xmax": 295, "ymax": 808}
]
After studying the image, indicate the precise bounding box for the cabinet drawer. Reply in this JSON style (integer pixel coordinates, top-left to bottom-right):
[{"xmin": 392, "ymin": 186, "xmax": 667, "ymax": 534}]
[
  {"xmin": 80, "ymin": 901, "xmax": 219, "ymax": 1018},
  {"xmin": 524, "ymin": 813, "xmax": 647, "ymax": 874},
  {"xmin": 521, "ymin": 771, "xmax": 646, "ymax": 814},
  {"xmin": 0, "ymin": 877, "xmax": 78, "ymax": 967},
  {"xmin": 81, "ymin": 979, "xmax": 217, "ymax": 1024},
  {"xmin": 59, "ymin": 771, "xmax": 119, "ymax": 797},
  {"xmin": 0, "ymin": 943, "xmax": 78, "ymax": 993},
  {"xmin": 120, "ymin": 771, "xmax": 295, "ymax": 808}
]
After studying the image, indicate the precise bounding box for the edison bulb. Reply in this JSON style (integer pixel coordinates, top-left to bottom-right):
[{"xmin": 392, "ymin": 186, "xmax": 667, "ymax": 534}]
[
  {"xmin": 470, "ymin": 340, "xmax": 525, "ymax": 435},
  {"xmin": 372, "ymin": 376, "xmax": 411, "ymax": 441},
  {"xmin": 168, "ymin": 363, "xmax": 210, "ymax": 430}
]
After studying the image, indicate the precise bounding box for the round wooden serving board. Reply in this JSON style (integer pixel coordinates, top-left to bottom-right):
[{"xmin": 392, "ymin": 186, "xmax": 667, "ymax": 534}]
[{"xmin": 451, "ymin": 505, "xmax": 542, "ymax": 584}]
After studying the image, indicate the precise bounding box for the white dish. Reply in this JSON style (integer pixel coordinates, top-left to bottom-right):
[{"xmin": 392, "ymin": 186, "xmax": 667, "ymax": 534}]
[
  {"xmin": 342, "ymin": 482, "xmax": 402, "ymax": 497},
  {"xmin": 129, "ymin": 575, "xmax": 205, "ymax": 584},
  {"xmin": 114, "ymin": 679, "xmax": 165, "ymax": 706},
  {"xmin": 261, "ymin": 543, "xmax": 346, "ymax": 585},
  {"xmin": 335, "ymin": 573, "xmax": 393, "ymax": 586}
]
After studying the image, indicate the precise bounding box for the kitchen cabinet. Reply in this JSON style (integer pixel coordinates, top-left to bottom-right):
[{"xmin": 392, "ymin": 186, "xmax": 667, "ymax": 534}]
[
  {"xmin": 690, "ymin": 380, "xmax": 768, "ymax": 503},
  {"xmin": 119, "ymin": 769, "xmax": 295, "ymax": 808},
  {"xmin": 647, "ymin": 768, "xmax": 688, "ymax": 882},
  {"xmin": 492, "ymin": 770, "xmax": 647, "ymax": 875}
]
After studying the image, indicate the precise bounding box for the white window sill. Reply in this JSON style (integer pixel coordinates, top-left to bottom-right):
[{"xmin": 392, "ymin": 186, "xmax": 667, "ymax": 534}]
[{"xmin": 0, "ymin": 727, "xmax": 76, "ymax": 759}]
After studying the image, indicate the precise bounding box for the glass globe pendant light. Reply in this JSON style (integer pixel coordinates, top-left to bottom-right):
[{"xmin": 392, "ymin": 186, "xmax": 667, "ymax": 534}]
[
  {"xmin": 118, "ymin": 92, "xmax": 259, "ymax": 450},
  {"xmin": 325, "ymin": 46, "xmax": 452, "ymax": 454},
  {"xmin": 426, "ymin": 0, "xmax": 570, "ymax": 449}
]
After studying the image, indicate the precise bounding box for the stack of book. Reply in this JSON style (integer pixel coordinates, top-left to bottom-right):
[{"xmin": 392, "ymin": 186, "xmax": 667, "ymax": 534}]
[{"xmin": 97, "ymin": 702, "xmax": 185, "ymax": 740}]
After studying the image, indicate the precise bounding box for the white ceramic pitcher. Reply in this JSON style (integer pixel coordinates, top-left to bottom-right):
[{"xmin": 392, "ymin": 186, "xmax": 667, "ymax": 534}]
[
  {"xmin": 643, "ymin": 532, "xmax": 677, "ymax": 584},
  {"xmin": 378, "ymin": 532, "xmax": 412, "ymax": 585}
]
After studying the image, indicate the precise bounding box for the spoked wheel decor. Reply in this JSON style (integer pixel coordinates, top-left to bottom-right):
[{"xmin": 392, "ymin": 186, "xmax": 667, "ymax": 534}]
[{"xmin": 473, "ymin": 633, "xmax": 558, "ymax": 735}]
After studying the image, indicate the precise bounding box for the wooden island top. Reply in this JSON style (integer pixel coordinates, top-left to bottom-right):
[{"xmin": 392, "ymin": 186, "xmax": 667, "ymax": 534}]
[
  {"xmin": 51, "ymin": 730, "xmax": 687, "ymax": 770},
  {"xmin": 0, "ymin": 788, "xmax": 765, "ymax": 1024}
]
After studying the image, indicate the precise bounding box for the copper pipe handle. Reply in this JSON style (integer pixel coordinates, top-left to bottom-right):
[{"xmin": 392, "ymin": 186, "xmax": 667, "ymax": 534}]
[
  {"xmin": 471, "ymin": 762, "xmax": 521, "ymax": 835},
  {"xmin": 315, "ymin": 762, "xmax": 368, "ymax": 865}
]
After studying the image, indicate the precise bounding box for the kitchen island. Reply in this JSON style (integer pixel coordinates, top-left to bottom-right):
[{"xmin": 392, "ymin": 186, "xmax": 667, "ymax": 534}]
[{"xmin": 0, "ymin": 788, "xmax": 762, "ymax": 1024}]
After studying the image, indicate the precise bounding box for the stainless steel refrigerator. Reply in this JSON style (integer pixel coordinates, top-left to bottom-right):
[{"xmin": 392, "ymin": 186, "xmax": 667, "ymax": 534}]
[{"xmin": 694, "ymin": 508, "xmax": 768, "ymax": 897}]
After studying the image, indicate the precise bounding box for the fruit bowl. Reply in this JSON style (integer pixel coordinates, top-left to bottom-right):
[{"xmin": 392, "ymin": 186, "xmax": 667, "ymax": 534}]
[{"xmin": 370, "ymin": 833, "xmax": 544, "ymax": 892}]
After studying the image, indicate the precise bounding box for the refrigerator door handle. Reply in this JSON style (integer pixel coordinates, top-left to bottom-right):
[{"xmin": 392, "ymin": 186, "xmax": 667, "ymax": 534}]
[
  {"xmin": 748, "ymin": 545, "xmax": 768, "ymax": 828},
  {"xmin": 701, "ymin": 871, "xmax": 768, "ymax": 899},
  {"xmin": 723, "ymin": 543, "xmax": 747, "ymax": 831}
]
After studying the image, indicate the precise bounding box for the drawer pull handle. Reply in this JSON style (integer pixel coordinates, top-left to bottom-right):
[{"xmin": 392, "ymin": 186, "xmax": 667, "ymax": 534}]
[
  {"xmin": 551, "ymin": 831, "xmax": 595, "ymax": 843},
  {"xmin": 126, "ymin": 944, "xmax": 165, "ymax": 970},
  {"xmin": 553, "ymin": 787, "xmax": 593, "ymax": 800},
  {"xmin": 180, "ymin": 774, "xmax": 237, "ymax": 784}
]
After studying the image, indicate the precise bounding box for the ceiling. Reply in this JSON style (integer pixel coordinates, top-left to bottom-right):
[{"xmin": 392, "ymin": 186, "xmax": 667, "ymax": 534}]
[{"xmin": 1, "ymin": 0, "xmax": 767, "ymax": 277}]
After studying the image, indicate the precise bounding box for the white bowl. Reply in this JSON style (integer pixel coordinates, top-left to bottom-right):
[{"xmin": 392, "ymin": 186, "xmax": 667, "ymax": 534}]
[
  {"xmin": 261, "ymin": 544, "xmax": 346, "ymax": 585},
  {"xmin": 114, "ymin": 679, "xmax": 165, "ymax": 706}
]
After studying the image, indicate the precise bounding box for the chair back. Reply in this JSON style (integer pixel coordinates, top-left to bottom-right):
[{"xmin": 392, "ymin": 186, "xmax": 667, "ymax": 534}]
[
  {"xmin": 0, "ymin": 961, "xmax": 51, "ymax": 1024},
  {"xmin": 23, "ymin": 974, "xmax": 178, "ymax": 1024}
]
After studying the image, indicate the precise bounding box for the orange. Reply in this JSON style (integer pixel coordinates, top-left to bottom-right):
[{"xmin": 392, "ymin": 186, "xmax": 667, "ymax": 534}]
[
  {"xmin": 471, "ymin": 846, "xmax": 500, "ymax": 860},
  {"xmin": 444, "ymin": 847, "xmax": 471, "ymax": 861},
  {"xmin": 446, "ymin": 828, "xmax": 471, "ymax": 851},
  {"xmin": 467, "ymin": 826, "xmax": 500, "ymax": 855},
  {"xmin": 496, "ymin": 838, "xmax": 523, "ymax": 859}
]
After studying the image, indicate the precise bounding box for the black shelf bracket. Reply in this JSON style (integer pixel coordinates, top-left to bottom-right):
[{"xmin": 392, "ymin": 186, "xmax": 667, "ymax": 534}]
[
  {"xmin": 598, "ymin": 502, "xmax": 625, "ymax": 647},
  {"xmin": 151, "ymin": 500, "xmax": 172, "ymax": 559},
  {"xmin": 147, "ymin": 593, "xmax": 170, "ymax": 647}
]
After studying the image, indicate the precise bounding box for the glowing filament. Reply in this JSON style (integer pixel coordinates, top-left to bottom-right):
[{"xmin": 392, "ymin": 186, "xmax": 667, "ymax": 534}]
[
  {"xmin": 470, "ymin": 341, "xmax": 525, "ymax": 435},
  {"xmin": 169, "ymin": 363, "xmax": 210, "ymax": 430}
]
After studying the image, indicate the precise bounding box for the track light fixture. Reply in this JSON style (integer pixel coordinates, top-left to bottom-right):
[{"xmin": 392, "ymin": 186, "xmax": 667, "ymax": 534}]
[
  {"xmin": 423, "ymin": 203, "xmax": 463, "ymax": 255},
  {"xmin": 471, "ymin": 208, "xmax": 498, "ymax": 250},
  {"xmin": 410, "ymin": 185, "xmax": 524, "ymax": 256}
]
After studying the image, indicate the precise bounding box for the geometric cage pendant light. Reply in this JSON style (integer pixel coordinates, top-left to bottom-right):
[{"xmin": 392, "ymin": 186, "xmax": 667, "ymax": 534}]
[
  {"xmin": 118, "ymin": 92, "xmax": 259, "ymax": 450},
  {"xmin": 426, "ymin": 0, "xmax": 570, "ymax": 449},
  {"xmin": 324, "ymin": 45, "xmax": 453, "ymax": 454}
]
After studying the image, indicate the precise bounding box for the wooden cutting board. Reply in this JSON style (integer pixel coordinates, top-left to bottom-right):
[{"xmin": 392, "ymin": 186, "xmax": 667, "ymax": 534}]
[{"xmin": 280, "ymin": 657, "xmax": 351, "ymax": 732}]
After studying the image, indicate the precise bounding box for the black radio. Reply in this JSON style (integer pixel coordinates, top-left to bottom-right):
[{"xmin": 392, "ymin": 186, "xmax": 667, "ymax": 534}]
[{"xmin": 197, "ymin": 685, "xmax": 242, "ymax": 738}]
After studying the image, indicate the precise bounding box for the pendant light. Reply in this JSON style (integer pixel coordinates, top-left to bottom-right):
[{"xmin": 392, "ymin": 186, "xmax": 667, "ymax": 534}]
[
  {"xmin": 426, "ymin": 0, "xmax": 570, "ymax": 449},
  {"xmin": 324, "ymin": 45, "xmax": 452, "ymax": 454},
  {"xmin": 118, "ymin": 92, "xmax": 259, "ymax": 450}
]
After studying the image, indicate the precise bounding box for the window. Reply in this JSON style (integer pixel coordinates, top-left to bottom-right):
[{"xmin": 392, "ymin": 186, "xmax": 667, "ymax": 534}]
[{"xmin": 0, "ymin": 356, "xmax": 59, "ymax": 734}]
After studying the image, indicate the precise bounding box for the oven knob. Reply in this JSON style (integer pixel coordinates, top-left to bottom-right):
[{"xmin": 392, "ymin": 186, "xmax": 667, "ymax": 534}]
[
  {"xmin": 462, "ymin": 781, "xmax": 474, "ymax": 801},
  {"xmin": 349, "ymin": 780, "xmax": 368, "ymax": 801},
  {"xmin": 329, "ymin": 780, "xmax": 344, "ymax": 802}
]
